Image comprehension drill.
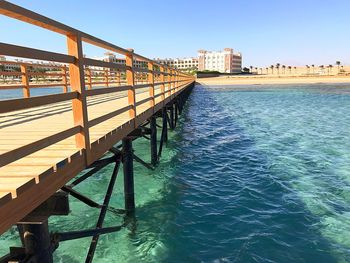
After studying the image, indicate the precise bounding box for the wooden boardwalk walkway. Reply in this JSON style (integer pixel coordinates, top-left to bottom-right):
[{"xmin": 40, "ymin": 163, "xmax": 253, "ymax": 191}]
[{"xmin": 0, "ymin": 1, "xmax": 194, "ymax": 235}]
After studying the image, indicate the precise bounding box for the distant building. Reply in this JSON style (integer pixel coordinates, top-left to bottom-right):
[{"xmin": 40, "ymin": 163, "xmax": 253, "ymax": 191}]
[
  {"xmin": 198, "ymin": 48, "xmax": 242, "ymax": 73},
  {"xmin": 0, "ymin": 56, "xmax": 20, "ymax": 71},
  {"xmin": 154, "ymin": 57, "xmax": 199, "ymax": 71},
  {"xmin": 92, "ymin": 52, "xmax": 147, "ymax": 70},
  {"xmin": 0, "ymin": 56, "xmax": 62, "ymax": 72}
]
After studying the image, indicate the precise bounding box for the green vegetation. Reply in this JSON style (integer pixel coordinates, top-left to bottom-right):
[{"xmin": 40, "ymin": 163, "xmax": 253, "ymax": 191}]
[
  {"xmin": 336, "ymin": 61, "xmax": 341, "ymax": 73},
  {"xmin": 197, "ymin": 70, "xmax": 221, "ymax": 74}
]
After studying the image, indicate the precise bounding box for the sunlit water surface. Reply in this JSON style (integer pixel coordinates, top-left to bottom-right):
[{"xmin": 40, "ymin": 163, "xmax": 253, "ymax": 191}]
[{"xmin": 1, "ymin": 84, "xmax": 350, "ymax": 262}]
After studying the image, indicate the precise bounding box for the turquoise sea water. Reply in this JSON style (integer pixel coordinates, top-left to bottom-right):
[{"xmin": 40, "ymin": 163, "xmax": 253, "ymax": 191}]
[{"xmin": 1, "ymin": 84, "xmax": 350, "ymax": 262}]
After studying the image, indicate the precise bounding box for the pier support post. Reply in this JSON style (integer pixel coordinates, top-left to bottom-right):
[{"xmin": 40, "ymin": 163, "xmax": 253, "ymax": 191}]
[
  {"xmin": 178, "ymin": 96, "xmax": 183, "ymax": 114},
  {"xmin": 122, "ymin": 137, "xmax": 135, "ymax": 216},
  {"xmin": 162, "ymin": 108, "xmax": 168, "ymax": 143},
  {"xmin": 17, "ymin": 218, "xmax": 53, "ymax": 263},
  {"xmin": 174, "ymin": 101, "xmax": 178, "ymax": 128},
  {"xmin": 169, "ymin": 104, "xmax": 174, "ymax": 130},
  {"xmin": 150, "ymin": 116, "xmax": 158, "ymax": 166}
]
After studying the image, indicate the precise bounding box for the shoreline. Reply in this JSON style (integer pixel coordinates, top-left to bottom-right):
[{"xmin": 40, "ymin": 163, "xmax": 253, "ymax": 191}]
[{"xmin": 196, "ymin": 75, "xmax": 350, "ymax": 86}]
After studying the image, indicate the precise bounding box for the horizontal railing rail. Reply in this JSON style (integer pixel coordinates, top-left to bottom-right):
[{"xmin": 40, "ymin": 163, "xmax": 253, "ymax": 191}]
[{"xmin": 0, "ymin": 1, "xmax": 195, "ymax": 169}]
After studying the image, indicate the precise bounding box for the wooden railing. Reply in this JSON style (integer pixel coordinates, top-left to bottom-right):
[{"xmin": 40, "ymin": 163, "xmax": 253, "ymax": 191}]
[{"xmin": 0, "ymin": 1, "xmax": 195, "ymax": 166}]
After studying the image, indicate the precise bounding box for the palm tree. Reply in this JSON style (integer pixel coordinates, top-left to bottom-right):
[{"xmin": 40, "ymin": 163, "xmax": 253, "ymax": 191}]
[
  {"xmin": 328, "ymin": 64, "xmax": 333, "ymax": 75},
  {"xmin": 276, "ymin": 63, "xmax": 280, "ymax": 75},
  {"xmin": 311, "ymin": 64, "xmax": 315, "ymax": 74},
  {"xmin": 336, "ymin": 61, "xmax": 341, "ymax": 73},
  {"xmin": 294, "ymin": 66, "xmax": 297, "ymax": 75},
  {"xmin": 250, "ymin": 66, "xmax": 253, "ymax": 73},
  {"xmin": 306, "ymin": 65, "xmax": 310, "ymax": 74},
  {"xmin": 266, "ymin": 67, "xmax": 269, "ymax": 74},
  {"xmin": 288, "ymin": 66, "xmax": 292, "ymax": 75},
  {"xmin": 319, "ymin": 65, "xmax": 324, "ymax": 75},
  {"xmin": 282, "ymin": 65, "xmax": 286, "ymax": 74},
  {"xmin": 270, "ymin": 65, "xmax": 274, "ymax": 74}
]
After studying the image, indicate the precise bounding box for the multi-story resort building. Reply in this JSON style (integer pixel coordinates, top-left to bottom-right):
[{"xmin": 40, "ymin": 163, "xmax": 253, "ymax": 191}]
[
  {"xmin": 93, "ymin": 52, "xmax": 147, "ymax": 69},
  {"xmin": 154, "ymin": 57, "xmax": 199, "ymax": 71},
  {"xmin": 198, "ymin": 48, "xmax": 242, "ymax": 73},
  {"xmin": 0, "ymin": 56, "xmax": 62, "ymax": 72},
  {"xmin": 155, "ymin": 48, "xmax": 242, "ymax": 73}
]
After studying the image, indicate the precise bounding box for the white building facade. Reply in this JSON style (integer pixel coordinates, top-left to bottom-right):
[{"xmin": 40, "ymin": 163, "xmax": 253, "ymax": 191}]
[
  {"xmin": 198, "ymin": 48, "xmax": 242, "ymax": 73},
  {"xmin": 93, "ymin": 52, "xmax": 147, "ymax": 69},
  {"xmin": 154, "ymin": 57, "xmax": 198, "ymax": 71}
]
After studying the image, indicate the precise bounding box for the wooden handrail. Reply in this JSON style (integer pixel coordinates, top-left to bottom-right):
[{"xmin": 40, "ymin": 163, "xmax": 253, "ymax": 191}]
[
  {"xmin": 0, "ymin": 91, "xmax": 78, "ymax": 113},
  {"xmin": 82, "ymin": 58, "xmax": 127, "ymax": 71},
  {"xmin": 0, "ymin": 2, "xmax": 194, "ymax": 73},
  {"xmin": 0, "ymin": 1, "xmax": 195, "ymax": 170},
  {"xmin": 85, "ymin": 85, "xmax": 131, "ymax": 97},
  {"xmin": 0, "ymin": 43, "xmax": 75, "ymax": 64}
]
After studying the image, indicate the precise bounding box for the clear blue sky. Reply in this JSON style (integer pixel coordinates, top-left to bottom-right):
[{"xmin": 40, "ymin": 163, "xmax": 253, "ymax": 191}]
[{"xmin": 1, "ymin": 0, "xmax": 350, "ymax": 67}]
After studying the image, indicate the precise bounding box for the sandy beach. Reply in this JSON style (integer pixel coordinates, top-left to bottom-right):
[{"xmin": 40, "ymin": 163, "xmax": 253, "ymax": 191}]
[{"xmin": 197, "ymin": 75, "xmax": 350, "ymax": 86}]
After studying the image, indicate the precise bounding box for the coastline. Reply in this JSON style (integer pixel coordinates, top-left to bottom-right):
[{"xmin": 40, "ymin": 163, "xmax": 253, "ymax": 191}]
[{"xmin": 196, "ymin": 75, "xmax": 350, "ymax": 86}]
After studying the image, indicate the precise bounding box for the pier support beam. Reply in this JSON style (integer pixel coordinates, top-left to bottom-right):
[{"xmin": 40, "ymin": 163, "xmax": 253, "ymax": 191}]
[
  {"xmin": 169, "ymin": 104, "xmax": 174, "ymax": 130},
  {"xmin": 162, "ymin": 108, "xmax": 168, "ymax": 143},
  {"xmin": 17, "ymin": 218, "xmax": 53, "ymax": 263},
  {"xmin": 174, "ymin": 101, "xmax": 178, "ymax": 128},
  {"xmin": 150, "ymin": 116, "xmax": 158, "ymax": 166},
  {"xmin": 122, "ymin": 137, "xmax": 135, "ymax": 216}
]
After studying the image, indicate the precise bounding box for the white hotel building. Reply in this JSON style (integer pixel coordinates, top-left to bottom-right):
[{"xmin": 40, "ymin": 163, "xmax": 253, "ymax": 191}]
[
  {"xmin": 154, "ymin": 57, "xmax": 198, "ymax": 71},
  {"xmin": 198, "ymin": 48, "xmax": 242, "ymax": 73},
  {"xmin": 93, "ymin": 52, "xmax": 147, "ymax": 69}
]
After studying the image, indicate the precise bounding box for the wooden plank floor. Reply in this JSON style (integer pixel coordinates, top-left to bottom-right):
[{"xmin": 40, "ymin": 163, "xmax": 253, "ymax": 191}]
[{"xmin": 0, "ymin": 83, "xmax": 191, "ymax": 235}]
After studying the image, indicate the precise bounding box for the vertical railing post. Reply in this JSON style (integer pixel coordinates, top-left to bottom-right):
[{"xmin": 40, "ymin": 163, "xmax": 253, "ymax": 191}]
[
  {"xmin": 159, "ymin": 66, "xmax": 165, "ymax": 104},
  {"xmin": 67, "ymin": 33, "xmax": 91, "ymax": 165},
  {"xmin": 20, "ymin": 64, "xmax": 30, "ymax": 98},
  {"xmin": 104, "ymin": 68, "xmax": 109, "ymax": 87},
  {"xmin": 171, "ymin": 69, "xmax": 175, "ymax": 97},
  {"xmin": 148, "ymin": 61, "xmax": 155, "ymax": 110},
  {"xmin": 175, "ymin": 70, "xmax": 178, "ymax": 94},
  {"xmin": 62, "ymin": 66, "xmax": 68, "ymax": 93},
  {"xmin": 126, "ymin": 49, "xmax": 136, "ymax": 127},
  {"xmin": 173, "ymin": 69, "xmax": 176, "ymax": 96},
  {"xmin": 86, "ymin": 68, "xmax": 92, "ymax": 90},
  {"xmin": 117, "ymin": 70, "xmax": 121, "ymax": 86},
  {"xmin": 167, "ymin": 68, "xmax": 172, "ymax": 98}
]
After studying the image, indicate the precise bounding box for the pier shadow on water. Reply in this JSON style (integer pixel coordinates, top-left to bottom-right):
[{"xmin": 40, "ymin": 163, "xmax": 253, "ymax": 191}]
[
  {"xmin": 1, "ymin": 85, "xmax": 349, "ymax": 263},
  {"xmin": 132, "ymin": 86, "xmax": 342, "ymax": 263}
]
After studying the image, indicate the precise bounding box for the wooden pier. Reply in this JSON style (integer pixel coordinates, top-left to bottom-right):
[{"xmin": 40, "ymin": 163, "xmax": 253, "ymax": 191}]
[{"xmin": 0, "ymin": 2, "xmax": 194, "ymax": 261}]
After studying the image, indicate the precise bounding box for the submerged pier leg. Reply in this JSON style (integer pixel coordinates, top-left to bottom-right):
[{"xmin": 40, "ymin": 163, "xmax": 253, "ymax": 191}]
[
  {"xmin": 150, "ymin": 116, "xmax": 158, "ymax": 166},
  {"xmin": 178, "ymin": 97, "xmax": 183, "ymax": 114},
  {"xmin": 162, "ymin": 108, "xmax": 168, "ymax": 143},
  {"xmin": 18, "ymin": 218, "xmax": 53, "ymax": 263},
  {"xmin": 122, "ymin": 137, "xmax": 135, "ymax": 216},
  {"xmin": 169, "ymin": 104, "xmax": 174, "ymax": 130},
  {"xmin": 174, "ymin": 101, "xmax": 178, "ymax": 128}
]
